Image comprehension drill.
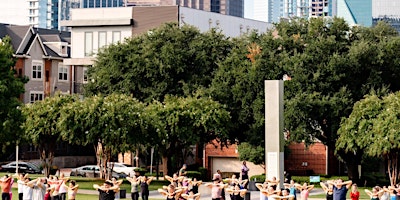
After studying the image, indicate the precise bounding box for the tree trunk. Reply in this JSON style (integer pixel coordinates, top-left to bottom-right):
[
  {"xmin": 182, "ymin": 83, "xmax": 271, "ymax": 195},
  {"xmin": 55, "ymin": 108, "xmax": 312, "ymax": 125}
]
[
  {"xmin": 39, "ymin": 141, "xmax": 56, "ymax": 177},
  {"xmin": 162, "ymin": 155, "xmax": 168, "ymax": 176},
  {"xmin": 136, "ymin": 149, "xmax": 139, "ymax": 167},
  {"xmin": 387, "ymin": 152, "xmax": 398, "ymax": 186},
  {"xmin": 335, "ymin": 149, "xmax": 362, "ymax": 183},
  {"xmin": 95, "ymin": 141, "xmax": 112, "ymax": 179}
]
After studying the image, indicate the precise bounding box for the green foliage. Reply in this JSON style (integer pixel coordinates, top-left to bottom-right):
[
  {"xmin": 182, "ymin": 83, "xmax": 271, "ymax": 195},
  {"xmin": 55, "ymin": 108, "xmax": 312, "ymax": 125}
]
[
  {"xmin": 0, "ymin": 36, "xmax": 27, "ymax": 150},
  {"xmin": 22, "ymin": 93, "xmax": 78, "ymax": 176},
  {"xmin": 198, "ymin": 167, "xmax": 208, "ymax": 181},
  {"xmin": 145, "ymin": 94, "xmax": 231, "ymax": 174},
  {"xmin": 237, "ymin": 142, "xmax": 265, "ymax": 166},
  {"xmin": 337, "ymin": 91, "xmax": 400, "ymax": 185},
  {"xmin": 84, "ymin": 23, "xmax": 232, "ymax": 103},
  {"xmin": 361, "ymin": 172, "xmax": 389, "ymax": 187},
  {"xmin": 249, "ymin": 174, "xmax": 266, "ymax": 182},
  {"xmin": 210, "ymin": 17, "xmax": 400, "ymax": 180},
  {"xmin": 186, "ymin": 171, "xmax": 202, "ymax": 179}
]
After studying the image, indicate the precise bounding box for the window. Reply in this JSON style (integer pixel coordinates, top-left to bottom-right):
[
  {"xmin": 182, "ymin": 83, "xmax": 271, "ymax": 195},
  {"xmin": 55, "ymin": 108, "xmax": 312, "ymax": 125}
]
[
  {"xmin": 83, "ymin": 67, "xmax": 88, "ymax": 83},
  {"xmin": 84, "ymin": 32, "xmax": 93, "ymax": 57},
  {"xmin": 58, "ymin": 64, "xmax": 68, "ymax": 81},
  {"xmin": 112, "ymin": 31, "xmax": 121, "ymax": 43},
  {"xmin": 98, "ymin": 32, "xmax": 107, "ymax": 50},
  {"xmin": 32, "ymin": 61, "xmax": 42, "ymax": 79},
  {"xmin": 30, "ymin": 92, "xmax": 43, "ymax": 103}
]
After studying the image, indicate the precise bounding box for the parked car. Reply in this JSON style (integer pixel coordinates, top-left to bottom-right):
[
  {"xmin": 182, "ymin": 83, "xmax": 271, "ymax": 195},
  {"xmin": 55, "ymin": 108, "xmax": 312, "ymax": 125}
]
[
  {"xmin": 108, "ymin": 162, "xmax": 137, "ymax": 176},
  {"xmin": 0, "ymin": 161, "xmax": 41, "ymax": 174},
  {"xmin": 70, "ymin": 165, "xmax": 126, "ymax": 178}
]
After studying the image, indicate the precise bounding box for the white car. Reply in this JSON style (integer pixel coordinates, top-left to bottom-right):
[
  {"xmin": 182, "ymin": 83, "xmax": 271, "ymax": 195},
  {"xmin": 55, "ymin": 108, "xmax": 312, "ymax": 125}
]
[
  {"xmin": 70, "ymin": 165, "xmax": 126, "ymax": 178},
  {"xmin": 107, "ymin": 162, "xmax": 137, "ymax": 176}
]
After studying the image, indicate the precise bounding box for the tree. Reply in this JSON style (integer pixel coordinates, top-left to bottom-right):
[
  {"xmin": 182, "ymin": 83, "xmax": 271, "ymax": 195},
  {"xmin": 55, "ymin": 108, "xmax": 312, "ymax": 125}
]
[
  {"xmin": 0, "ymin": 36, "xmax": 27, "ymax": 151},
  {"xmin": 337, "ymin": 91, "xmax": 400, "ymax": 186},
  {"xmin": 145, "ymin": 94, "xmax": 231, "ymax": 175},
  {"xmin": 84, "ymin": 23, "xmax": 232, "ymax": 102},
  {"xmin": 83, "ymin": 22, "xmax": 233, "ymax": 174},
  {"xmin": 210, "ymin": 17, "xmax": 400, "ymax": 180},
  {"xmin": 22, "ymin": 93, "xmax": 78, "ymax": 176},
  {"xmin": 237, "ymin": 142, "xmax": 265, "ymax": 169},
  {"xmin": 58, "ymin": 93, "xmax": 147, "ymax": 178}
]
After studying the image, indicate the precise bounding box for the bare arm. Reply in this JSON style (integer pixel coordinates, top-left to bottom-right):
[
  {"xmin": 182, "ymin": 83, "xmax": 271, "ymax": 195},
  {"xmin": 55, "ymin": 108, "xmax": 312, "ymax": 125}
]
[
  {"xmin": 340, "ymin": 180, "xmax": 353, "ymax": 189},
  {"xmin": 307, "ymin": 185, "xmax": 314, "ymax": 191},
  {"xmin": 256, "ymin": 183, "xmax": 264, "ymax": 190},
  {"xmin": 364, "ymin": 189, "xmax": 372, "ymax": 197},
  {"xmin": 320, "ymin": 182, "xmax": 328, "ymax": 192},
  {"xmin": 146, "ymin": 177, "xmax": 154, "ymax": 185},
  {"xmin": 157, "ymin": 188, "xmax": 169, "ymax": 197}
]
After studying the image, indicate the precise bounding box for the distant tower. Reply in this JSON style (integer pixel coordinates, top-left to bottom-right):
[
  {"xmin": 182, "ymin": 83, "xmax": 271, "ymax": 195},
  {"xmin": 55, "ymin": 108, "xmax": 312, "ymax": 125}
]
[{"xmin": 337, "ymin": 0, "xmax": 372, "ymax": 26}]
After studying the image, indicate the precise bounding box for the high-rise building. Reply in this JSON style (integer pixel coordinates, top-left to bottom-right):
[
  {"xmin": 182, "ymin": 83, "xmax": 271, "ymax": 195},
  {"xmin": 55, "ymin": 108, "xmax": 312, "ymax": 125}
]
[
  {"xmin": 372, "ymin": 0, "xmax": 400, "ymax": 32},
  {"xmin": 245, "ymin": 0, "xmax": 337, "ymax": 23},
  {"xmin": 126, "ymin": 0, "xmax": 244, "ymax": 17},
  {"xmin": 337, "ymin": 0, "xmax": 372, "ymax": 26}
]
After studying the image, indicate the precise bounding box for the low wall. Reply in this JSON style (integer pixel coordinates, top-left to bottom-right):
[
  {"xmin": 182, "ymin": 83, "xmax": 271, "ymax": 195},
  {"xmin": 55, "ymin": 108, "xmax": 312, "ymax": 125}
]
[{"xmin": 30, "ymin": 156, "xmax": 96, "ymax": 168}]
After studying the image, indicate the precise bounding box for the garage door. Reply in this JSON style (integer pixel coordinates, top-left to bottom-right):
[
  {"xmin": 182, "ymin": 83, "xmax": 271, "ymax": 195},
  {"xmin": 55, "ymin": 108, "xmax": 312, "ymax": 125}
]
[
  {"xmin": 211, "ymin": 157, "xmax": 265, "ymax": 179},
  {"xmin": 211, "ymin": 157, "xmax": 241, "ymax": 177}
]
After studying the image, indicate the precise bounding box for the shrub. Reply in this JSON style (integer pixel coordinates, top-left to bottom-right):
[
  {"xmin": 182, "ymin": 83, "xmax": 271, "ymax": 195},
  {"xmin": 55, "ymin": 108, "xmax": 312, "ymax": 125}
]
[
  {"xmin": 250, "ymin": 174, "xmax": 266, "ymax": 182},
  {"xmin": 198, "ymin": 167, "xmax": 208, "ymax": 181},
  {"xmin": 186, "ymin": 171, "xmax": 202, "ymax": 180}
]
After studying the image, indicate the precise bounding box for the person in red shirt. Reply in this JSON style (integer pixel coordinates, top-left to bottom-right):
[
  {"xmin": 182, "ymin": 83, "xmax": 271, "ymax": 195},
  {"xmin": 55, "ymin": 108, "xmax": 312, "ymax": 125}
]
[
  {"xmin": 0, "ymin": 175, "xmax": 12, "ymax": 200},
  {"xmin": 350, "ymin": 183, "xmax": 360, "ymax": 200}
]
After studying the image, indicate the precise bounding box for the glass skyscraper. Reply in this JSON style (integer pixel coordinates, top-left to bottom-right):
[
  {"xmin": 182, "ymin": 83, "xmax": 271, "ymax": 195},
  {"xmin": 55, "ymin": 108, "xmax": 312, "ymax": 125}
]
[{"xmin": 337, "ymin": 0, "xmax": 372, "ymax": 26}]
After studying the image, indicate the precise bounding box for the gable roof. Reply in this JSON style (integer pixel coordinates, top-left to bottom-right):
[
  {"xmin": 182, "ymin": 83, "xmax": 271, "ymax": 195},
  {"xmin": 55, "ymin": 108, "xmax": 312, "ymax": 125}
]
[{"xmin": 0, "ymin": 23, "xmax": 70, "ymax": 58}]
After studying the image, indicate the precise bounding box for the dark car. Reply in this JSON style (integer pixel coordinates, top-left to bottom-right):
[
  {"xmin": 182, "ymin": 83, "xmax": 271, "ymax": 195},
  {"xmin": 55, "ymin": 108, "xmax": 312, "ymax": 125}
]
[{"xmin": 1, "ymin": 161, "xmax": 41, "ymax": 174}]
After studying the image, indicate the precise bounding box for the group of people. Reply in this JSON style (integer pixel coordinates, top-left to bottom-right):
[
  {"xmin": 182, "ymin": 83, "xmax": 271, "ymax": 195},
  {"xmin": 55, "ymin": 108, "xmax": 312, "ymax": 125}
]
[
  {"xmin": 94, "ymin": 161, "xmax": 400, "ymax": 200},
  {"xmin": 158, "ymin": 164, "xmax": 202, "ymax": 200},
  {"xmin": 0, "ymin": 173, "xmax": 79, "ymax": 200},
  {"xmin": 95, "ymin": 175, "xmax": 154, "ymax": 200}
]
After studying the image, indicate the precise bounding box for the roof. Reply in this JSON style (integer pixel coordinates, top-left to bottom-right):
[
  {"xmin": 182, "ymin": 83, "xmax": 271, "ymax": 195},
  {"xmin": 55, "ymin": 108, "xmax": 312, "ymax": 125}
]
[{"xmin": 0, "ymin": 23, "xmax": 70, "ymax": 58}]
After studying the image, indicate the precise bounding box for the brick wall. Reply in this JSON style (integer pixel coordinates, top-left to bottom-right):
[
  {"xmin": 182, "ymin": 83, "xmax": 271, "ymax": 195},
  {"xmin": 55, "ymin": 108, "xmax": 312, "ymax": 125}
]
[{"xmin": 284, "ymin": 142, "xmax": 327, "ymax": 175}]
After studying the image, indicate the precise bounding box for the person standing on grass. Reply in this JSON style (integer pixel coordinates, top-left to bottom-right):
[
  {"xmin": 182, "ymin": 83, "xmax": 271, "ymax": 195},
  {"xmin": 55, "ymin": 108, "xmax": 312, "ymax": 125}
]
[
  {"xmin": 296, "ymin": 183, "xmax": 314, "ymax": 200},
  {"xmin": 127, "ymin": 175, "xmax": 140, "ymax": 200},
  {"xmin": 15, "ymin": 173, "xmax": 28, "ymax": 200},
  {"xmin": 327, "ymin": 179, "xmax": 352, "ymax": 200},
  {"xmin": 350, "ymin": 184, "xmax": 360, "ymax": 200},
  {"xmin": 0, "ymin": 175, "xmax": 12, "ymax": 200},
  {"xmin": 140, "ymin": 176, "xmax": 154, "ymax": 200},
  {"xmin": 320, "ymin": 182, "xmax": 334, "ymax": 200},
  {"xmin": 67, "ymin": 180, "xmax": 79, "ymax": 200},
  {"xmin": 94, "ymin": 180, "xmax": 118, "ymax": 200}
]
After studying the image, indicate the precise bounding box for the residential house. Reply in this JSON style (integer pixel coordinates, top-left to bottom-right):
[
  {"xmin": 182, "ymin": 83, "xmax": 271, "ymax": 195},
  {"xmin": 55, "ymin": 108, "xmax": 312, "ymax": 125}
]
[
  {"xmin": 0, "ymin": 24, "xmax": 71, "ymax": 103},
  {"xmin": 0, "ymin": 23, "xmax": 95, "ymax": 167}
]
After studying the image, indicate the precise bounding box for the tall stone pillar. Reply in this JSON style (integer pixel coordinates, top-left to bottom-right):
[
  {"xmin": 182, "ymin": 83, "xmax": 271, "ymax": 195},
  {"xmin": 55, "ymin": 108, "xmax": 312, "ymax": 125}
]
[{"xmin": 265, "ymin": 80, "xmax": 284, "ymax": 187}]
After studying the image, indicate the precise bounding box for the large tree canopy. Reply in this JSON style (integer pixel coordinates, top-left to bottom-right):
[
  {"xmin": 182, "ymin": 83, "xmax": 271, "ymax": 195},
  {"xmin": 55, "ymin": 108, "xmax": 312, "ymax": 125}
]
[
  {"xmin": 337, "ymin": 91, "xmax": 400, "ymax": 186},
  {"xmin": 22, "ymin": 93, "xmax": 78, "ymax": 176},
  {"xmin": 58, "ymin": 93, "xmax": 147, "ymax": 178},
  {"xmin": 84, "ymin": 23, "xmax": 232, "ymax": 102},
  {"xmin": 145, "ymin": 94, "xmax": 231, "ymax": 175},
  {"xmin": 210, "ymin": 17, "xmax": 400, "ymax": 179},
  {"xmin": 0, "ymin": 36, "xmax": 27, "ymax": 150}
]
